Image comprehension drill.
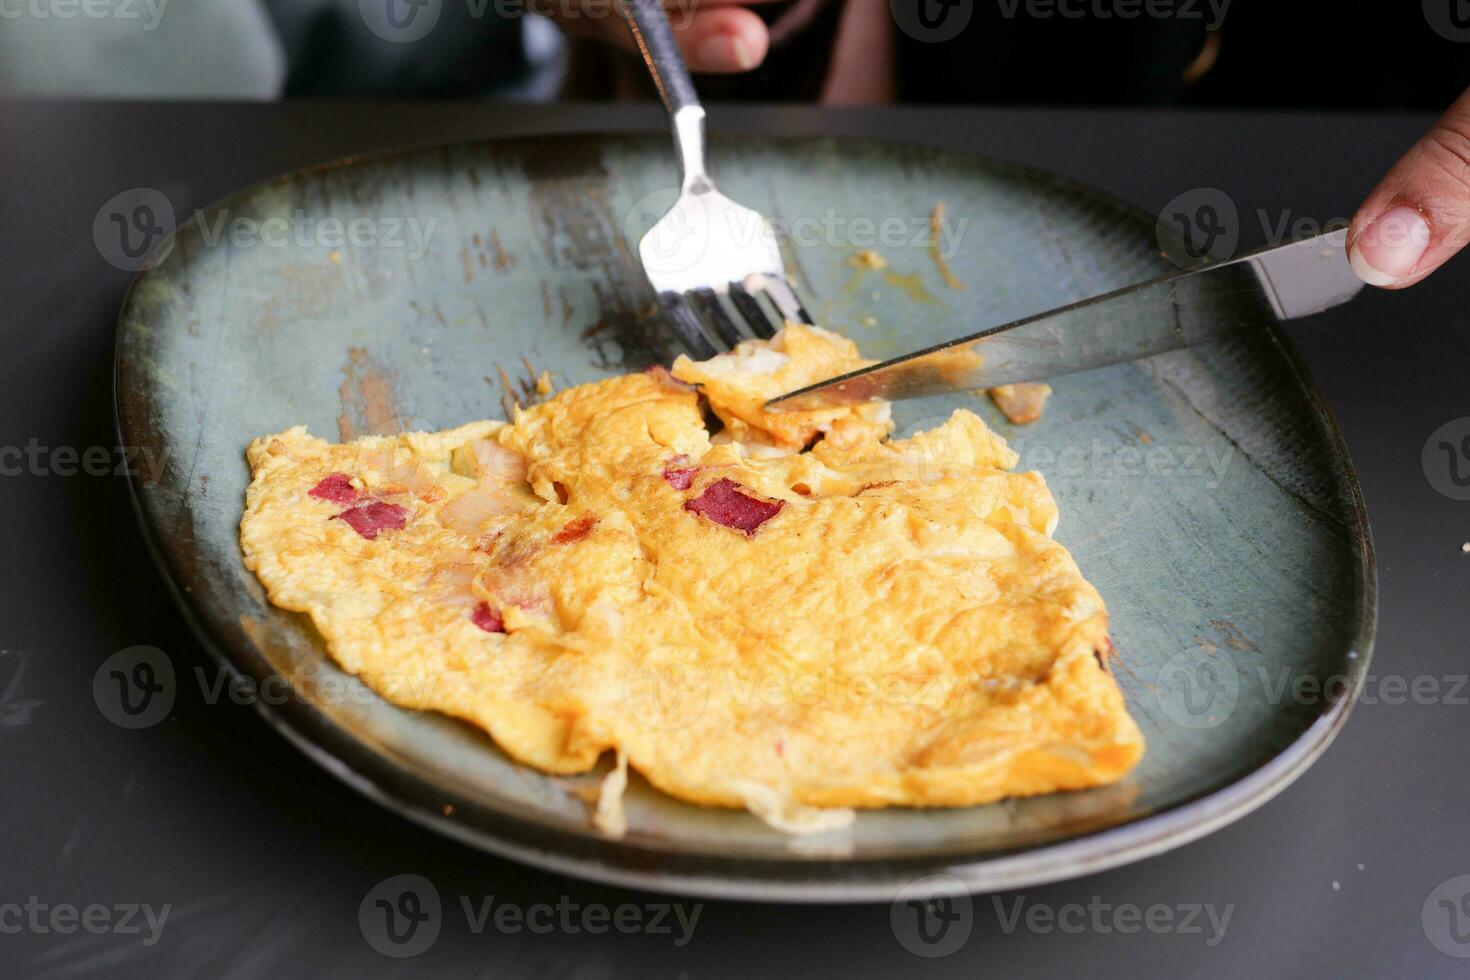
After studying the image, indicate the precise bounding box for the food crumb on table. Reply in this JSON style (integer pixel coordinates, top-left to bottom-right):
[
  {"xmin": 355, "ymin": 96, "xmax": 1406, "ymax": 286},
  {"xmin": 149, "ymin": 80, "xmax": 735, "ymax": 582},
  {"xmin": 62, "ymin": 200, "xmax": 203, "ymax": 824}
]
[{"xmin": 990, "ymin": 383, "xmax": 1053, "ymax": 425}]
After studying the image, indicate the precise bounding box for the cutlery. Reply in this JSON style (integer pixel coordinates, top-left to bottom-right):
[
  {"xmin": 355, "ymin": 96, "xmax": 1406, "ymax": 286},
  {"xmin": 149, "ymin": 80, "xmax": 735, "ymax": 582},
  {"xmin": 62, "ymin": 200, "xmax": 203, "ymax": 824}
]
[
  {"xmin": 766, "ymin": 230, "xmax": 1364, "ymax": 411},
  {"xmin": 620, "ymin": 0, "xmax": 814, "ymax": 359}
]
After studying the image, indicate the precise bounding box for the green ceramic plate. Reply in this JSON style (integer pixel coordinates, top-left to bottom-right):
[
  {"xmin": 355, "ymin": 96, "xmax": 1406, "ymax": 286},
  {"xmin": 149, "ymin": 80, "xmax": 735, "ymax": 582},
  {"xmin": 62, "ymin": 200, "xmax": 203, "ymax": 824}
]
[{"xmin": 116, "ymin": 134, "xmax": 1375, "ymax": 901}]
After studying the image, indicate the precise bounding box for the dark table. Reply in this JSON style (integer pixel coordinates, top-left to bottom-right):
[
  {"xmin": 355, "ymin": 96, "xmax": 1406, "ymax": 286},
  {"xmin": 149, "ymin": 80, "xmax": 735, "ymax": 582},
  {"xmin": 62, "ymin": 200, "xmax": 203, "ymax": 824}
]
[{"xmin": 3, "ymin": 100, "xmax": 1467, "ymax": 978}]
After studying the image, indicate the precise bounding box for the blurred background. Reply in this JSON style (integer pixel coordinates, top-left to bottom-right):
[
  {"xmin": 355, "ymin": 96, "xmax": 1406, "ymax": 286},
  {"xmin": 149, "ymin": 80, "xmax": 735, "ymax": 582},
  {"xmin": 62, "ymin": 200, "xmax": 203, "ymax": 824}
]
[{"xmin": 0, "ymin": 0, "xmax": 1465, "ymax": 109}]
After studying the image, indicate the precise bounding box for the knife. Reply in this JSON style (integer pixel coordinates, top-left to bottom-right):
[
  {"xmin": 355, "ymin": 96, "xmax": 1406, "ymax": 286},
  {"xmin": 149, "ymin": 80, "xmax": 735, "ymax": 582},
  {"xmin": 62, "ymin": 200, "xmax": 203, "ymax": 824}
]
[{"xmin": 765, "ymin": 229, "xmax": 1363, "ymax": 411}]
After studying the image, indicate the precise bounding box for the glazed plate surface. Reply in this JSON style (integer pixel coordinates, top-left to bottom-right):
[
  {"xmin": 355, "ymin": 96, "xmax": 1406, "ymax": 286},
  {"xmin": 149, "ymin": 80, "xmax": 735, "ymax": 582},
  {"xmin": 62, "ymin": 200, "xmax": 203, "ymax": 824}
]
[{"xmin": 116, "ymin": 134, "xmax": 1375, "ymax": 901}]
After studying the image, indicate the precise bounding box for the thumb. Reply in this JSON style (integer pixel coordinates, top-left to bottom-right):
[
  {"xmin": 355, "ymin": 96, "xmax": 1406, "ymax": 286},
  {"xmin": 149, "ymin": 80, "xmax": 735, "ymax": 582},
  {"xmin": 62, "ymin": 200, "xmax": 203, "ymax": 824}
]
[{"xmin": 1349, "ymin": 86, "xmax": 1470, "ymax": 289}]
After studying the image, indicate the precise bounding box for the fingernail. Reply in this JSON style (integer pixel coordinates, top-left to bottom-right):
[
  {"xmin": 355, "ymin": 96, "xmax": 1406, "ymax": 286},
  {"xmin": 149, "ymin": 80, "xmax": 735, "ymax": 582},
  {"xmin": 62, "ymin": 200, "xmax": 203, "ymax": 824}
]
[
  {"xmin": 1349, "ymin": 205, "xmax": 1431, "ymax": 286},
  {"xmin": 696, "ymin": 34, "xmax": 756, "ymax": 72}
]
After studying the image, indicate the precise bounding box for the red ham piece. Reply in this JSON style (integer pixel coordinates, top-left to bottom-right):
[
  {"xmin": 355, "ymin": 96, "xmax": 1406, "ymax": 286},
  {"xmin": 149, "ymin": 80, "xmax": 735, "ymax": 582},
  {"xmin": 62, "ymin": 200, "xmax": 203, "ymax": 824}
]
[
  {"xmin": 333, "ymin": 501, "xmax": 406, "ymax": 540},
  {"xmin": 552, "ymin": 515, "xmax": 598, "ymax": 544},
  {"xmin": 470, "ymin": 602, "xmax": 505, "ymax": 634},
  {"xmin": 662, "ymin": 455, "xmax": 697, "ymax": 491},
  {"xmin": 308, "ymin": 473, "xmax": 359, "ymax": 504},
  {"xmin": 683, "ymin": 478, "xmax": 783, "ymax": 536},
  {"xmin": 644, "ymin": 365, "xmax": 695, "ymax": 391}
]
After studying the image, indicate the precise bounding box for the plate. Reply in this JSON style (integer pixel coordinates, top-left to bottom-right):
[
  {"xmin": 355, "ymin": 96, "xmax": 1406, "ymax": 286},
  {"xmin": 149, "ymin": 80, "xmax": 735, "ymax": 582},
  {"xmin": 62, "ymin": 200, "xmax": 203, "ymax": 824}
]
[{"xmin": 116, "ymin": 134, "xmax": 1375, "ymax": 901}]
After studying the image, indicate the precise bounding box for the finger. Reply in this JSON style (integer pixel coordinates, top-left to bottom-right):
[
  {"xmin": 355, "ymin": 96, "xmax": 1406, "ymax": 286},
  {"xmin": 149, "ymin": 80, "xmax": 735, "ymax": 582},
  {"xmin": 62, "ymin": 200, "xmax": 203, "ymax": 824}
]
[
  {"xmin": 554, "ymin": 6, "xmax": 769, "ymax": 73},
  {"xmin": 1349, "ymin": 87, "xmax": 1470, "ymax": 289},
  {"xmin": 663, "ymin": 0, "xmax": 789, "ymax": 6},
  {"xmin": 676, "ymin": 8, "xmax": 768, "ymax": 72}
]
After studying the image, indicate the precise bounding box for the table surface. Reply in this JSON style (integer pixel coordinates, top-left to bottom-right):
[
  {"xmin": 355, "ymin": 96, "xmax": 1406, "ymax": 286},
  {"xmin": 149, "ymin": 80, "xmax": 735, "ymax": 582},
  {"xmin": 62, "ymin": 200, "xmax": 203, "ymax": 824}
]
[{"xmin": 2, "ymin": 100, "xmax": 1466, "ymax": 979}]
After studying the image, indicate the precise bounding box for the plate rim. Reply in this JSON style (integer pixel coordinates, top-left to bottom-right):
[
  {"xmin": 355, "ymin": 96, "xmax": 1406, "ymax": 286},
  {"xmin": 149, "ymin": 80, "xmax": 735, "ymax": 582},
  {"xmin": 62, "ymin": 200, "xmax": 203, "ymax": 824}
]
[{"xmin": 114, "ymin": 131, "xmax": 1378, "ymax": 902}]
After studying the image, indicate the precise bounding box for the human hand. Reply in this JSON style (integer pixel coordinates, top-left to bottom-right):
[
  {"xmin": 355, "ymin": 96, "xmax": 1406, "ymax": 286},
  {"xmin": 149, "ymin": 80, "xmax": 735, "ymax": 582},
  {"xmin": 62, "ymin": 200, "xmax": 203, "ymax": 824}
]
[
  {"xmin": 549, "ymin": 0, "xmax": 776, "ymax": 74},
  {"xmin": 1349, "ymin": 87, "xmax": 1470, "ymax": 288}
]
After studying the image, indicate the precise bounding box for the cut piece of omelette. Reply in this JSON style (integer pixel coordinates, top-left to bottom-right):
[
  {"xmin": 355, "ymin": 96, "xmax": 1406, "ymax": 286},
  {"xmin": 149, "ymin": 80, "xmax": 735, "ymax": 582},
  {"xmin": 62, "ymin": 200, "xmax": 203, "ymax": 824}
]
[{"xmin": 240, "ymin": 324, "xmax": 1143, "ymax": 829}]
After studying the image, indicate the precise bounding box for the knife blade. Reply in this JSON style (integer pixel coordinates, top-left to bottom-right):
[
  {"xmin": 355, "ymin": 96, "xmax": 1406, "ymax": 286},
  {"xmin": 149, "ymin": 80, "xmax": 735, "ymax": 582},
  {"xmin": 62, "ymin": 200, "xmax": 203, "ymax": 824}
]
[{"xmin": 766, "ymin": 229, "xmax": 1363, "ymax": 411}]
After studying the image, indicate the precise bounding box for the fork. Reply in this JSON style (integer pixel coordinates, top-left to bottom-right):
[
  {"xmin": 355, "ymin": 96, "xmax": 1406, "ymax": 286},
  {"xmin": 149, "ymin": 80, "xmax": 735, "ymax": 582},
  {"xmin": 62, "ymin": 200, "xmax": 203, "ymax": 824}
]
[{"xmin": 620, "ymin": 0, "xmax": 815, "ymax": 359}]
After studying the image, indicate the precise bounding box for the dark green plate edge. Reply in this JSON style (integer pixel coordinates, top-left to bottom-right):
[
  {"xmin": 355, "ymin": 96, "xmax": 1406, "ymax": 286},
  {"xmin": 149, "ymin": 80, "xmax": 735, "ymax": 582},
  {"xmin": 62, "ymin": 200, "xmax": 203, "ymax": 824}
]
[{"xmin": 112, "ymin": 132, "xmax": 1378, "ymax": 903}]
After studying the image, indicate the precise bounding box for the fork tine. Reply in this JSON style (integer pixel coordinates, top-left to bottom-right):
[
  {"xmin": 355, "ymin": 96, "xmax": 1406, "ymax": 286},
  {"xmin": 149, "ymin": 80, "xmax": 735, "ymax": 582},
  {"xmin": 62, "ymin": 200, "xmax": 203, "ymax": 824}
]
[
  {"xmin": 689, "ymin": 287, "xmax": 746, "ymax": 349},
  {"xmin": 658, "ymin": 290, "xmax": 721, "ymax": 360},
  {"xmin": 728, "ymin": 280, "xmax": 779, "ymax": 340},
  {"xmin": 760, "ymin": 275, "xmax": 814, "ymax": 326}
]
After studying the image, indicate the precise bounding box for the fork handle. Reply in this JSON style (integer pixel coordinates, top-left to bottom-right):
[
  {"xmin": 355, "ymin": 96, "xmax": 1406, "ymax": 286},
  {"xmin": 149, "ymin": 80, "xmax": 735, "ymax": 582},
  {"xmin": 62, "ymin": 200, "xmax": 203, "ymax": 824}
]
[{"xmin": 619, "ymin": 0, "xmax": 709, "ymax": 192}]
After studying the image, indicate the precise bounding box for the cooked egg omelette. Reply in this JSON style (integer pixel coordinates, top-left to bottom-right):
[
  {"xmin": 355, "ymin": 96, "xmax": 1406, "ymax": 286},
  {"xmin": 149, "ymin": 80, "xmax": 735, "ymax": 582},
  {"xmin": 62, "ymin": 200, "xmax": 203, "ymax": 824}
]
[{"xmin": 241, "ymin": 325, "xmax": 1143, "ymax": 827}]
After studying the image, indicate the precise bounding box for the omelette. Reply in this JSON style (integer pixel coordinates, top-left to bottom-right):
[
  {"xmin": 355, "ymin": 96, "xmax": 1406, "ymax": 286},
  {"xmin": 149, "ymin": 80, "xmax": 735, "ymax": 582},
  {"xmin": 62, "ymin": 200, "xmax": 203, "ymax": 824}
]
[{"xmin": 241, "ymin": 324, "xmax": 1143, "ymax": 832}]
